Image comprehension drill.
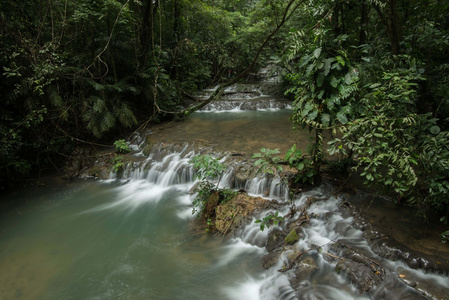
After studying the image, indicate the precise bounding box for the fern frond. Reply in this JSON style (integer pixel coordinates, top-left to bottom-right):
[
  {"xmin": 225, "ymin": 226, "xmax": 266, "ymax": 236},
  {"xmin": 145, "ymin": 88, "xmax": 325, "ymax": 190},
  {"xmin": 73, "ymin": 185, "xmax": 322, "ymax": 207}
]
[
  {"xmin": 46, "ymin": 85, "xmax": 63, "ymax": 107},
  {"xmin": 116, "ymin": 102, "xmax": 137, "ymax": 127},
  {"xmin": 91, "ymin": 96, "xmax": 107, "ymax": 113}
]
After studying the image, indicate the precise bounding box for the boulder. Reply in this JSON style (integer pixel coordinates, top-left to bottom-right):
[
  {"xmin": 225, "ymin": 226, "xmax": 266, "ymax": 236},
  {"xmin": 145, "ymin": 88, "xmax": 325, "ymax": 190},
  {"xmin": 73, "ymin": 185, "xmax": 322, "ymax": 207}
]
[
  {"xmin": 266, "ymin": 228, "xmax": 286, "ymax": 252},
  {"xmin": 214, "ymin": 192, "xmax": 272, "ymax": 234}
]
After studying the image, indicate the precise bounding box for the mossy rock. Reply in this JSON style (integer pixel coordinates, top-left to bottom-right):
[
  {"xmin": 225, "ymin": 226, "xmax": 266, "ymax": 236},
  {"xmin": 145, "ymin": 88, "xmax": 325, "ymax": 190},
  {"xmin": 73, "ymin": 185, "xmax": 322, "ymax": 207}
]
[
  {"xmin": 284, "ymin": 229, "xmax": 299, "ymax": 245},
  {"xmin": 215, "ymin": 192, "xmax": 272, "ymax": 234}
]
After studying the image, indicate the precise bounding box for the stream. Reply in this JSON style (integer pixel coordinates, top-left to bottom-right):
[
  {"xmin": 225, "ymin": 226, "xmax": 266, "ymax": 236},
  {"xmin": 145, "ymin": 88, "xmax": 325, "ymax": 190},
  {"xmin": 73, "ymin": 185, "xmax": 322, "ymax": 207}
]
[{"xmin": 1, "ymin": 74, "xmax": 449, "ymax": 299}]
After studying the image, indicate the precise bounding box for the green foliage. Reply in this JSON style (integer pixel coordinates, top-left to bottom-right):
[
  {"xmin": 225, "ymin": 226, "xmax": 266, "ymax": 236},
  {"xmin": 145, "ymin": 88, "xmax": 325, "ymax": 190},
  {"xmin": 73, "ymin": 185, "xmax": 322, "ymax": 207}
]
[
  {"xmin": 110, "ymin": 155, "xmax": 125, "ymax": 173},
  {"xmin": 192, "ymin": 155, "xmax": 226, "ymax": 183},
  {"xmin": 255, "ymin": 211, "xmax": 284, "ymax": 231},
  {"xmin": 206, "ymin": 218, "xmax": 214, "ymax": 232},
  {"xmin": 253, "ymin": 148, "xmax": 283, "ymax": 176},
  {"xmin": 285, "ymin": 30, "xmax": 359, "ymax": 130},
  {"xmin": 192, "ymin": 181, "xmax": 215, "ymax": 215},
  {"xmin": 114, "ymin": 139, "xmax": 131, "ymax": 153},
  {"xmin": 284, "ymin": 144, "xmax": 316, "ymax": 184},
  {"xmin": 253, "ymin": 145, "xmax": 316, "ymax": 186},
  {"xmin": 280, "ymin": 1, "xmax": 449, "ymax": 237},
  {"xmin": 190, "ymin": 155, "xmax": 235, "ymax": 216}
]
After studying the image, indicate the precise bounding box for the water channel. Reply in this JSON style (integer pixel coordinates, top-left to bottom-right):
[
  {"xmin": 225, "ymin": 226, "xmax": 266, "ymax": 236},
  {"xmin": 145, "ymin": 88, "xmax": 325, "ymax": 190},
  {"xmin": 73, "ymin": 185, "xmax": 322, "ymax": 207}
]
[{"xmin": 1, "ymin": 83, "xmax": 449, "ymax": 299}]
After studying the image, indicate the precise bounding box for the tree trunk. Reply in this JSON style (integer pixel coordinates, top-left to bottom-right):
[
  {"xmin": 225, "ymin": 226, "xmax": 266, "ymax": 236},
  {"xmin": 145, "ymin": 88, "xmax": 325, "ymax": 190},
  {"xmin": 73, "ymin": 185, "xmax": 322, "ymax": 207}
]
[
  {"xmin": 170, "ymin": 0, "xmax": 181, "ymax": 80},
  {"xmin": 138, "ymin": 0, "xmax": 159, "ymax": 69},
  {"xmin": 386, "ymin": 0, "xmax": 403, "ymax": 55},
  {"xmin": 359, "ymin": 1, "xmax": 369, "ymax": 45},
  {"xmin": 332, "ymin": 1, "xmax": 341, "ymax": 36},
  {"xmin": 373, "ymin": 0, "xmax": 403, "ymax": 55}
]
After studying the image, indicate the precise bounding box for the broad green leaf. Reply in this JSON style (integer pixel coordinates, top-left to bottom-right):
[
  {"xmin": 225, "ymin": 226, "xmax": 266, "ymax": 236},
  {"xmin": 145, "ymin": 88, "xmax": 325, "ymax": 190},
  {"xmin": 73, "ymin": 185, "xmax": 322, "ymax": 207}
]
[
  {"xmin": 324, "ymin": 59, "xmax": 331, "ymax": 76},
  {"xmin": 336, "ymin": 56, "xmax": 345, "ymax": 66},
  {"xmin": 344, "ymin": 73, "xmax": 352, "ymax": 84},
  {"xmin": 317, "ymin": 73, "xmax": 325, "ymax": 87},
  {"xmin": 318, "ymin": 89, "xmax": 325, "ymax": 99},
  {"xmin": 308, "ymin": 109, "xmax": 318, "ymax": 120},
  {"xmin": 314, "ymin": 47, "xmax": 322, "ymax": 59},
  {"xmin": 430, "ymin": 125, "xmax": 441, "ymax": 135},
  {"xmin": 254, "ymin": 159, "xmax": 264, "ymax": 166}
]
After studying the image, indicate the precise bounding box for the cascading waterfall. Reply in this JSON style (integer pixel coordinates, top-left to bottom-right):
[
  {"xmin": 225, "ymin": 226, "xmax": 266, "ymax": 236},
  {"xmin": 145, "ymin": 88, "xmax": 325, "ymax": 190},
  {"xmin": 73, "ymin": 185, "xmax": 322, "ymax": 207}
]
[
  {"xmin": 2, "ymin": 141, "xmax": 447, "ymax": 299},
  {"xmin": 106, "ymin": 145, "xmax": 449, "ymax": 299}
]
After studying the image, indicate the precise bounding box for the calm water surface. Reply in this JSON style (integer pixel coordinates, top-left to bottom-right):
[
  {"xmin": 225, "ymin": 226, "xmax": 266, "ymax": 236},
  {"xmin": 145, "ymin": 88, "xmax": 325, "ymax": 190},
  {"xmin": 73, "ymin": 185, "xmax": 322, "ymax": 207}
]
[{"xmin": 150, "ymin": 110, "xmax": 311, "ymax": 155}]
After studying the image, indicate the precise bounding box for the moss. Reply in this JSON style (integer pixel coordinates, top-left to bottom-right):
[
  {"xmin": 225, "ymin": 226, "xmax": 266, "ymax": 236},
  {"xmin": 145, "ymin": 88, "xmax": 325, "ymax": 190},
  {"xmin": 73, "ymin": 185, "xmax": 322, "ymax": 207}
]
[{"xmin": 284, "ymin": 229, "xmax": 299, "ymax": 245}]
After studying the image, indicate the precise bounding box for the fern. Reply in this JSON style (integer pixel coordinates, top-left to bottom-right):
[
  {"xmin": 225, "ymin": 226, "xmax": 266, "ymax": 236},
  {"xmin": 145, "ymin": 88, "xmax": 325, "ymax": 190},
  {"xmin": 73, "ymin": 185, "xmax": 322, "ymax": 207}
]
[{"xmin": 116, "ymin": 102, "xmax": 137, "ymax": 127}]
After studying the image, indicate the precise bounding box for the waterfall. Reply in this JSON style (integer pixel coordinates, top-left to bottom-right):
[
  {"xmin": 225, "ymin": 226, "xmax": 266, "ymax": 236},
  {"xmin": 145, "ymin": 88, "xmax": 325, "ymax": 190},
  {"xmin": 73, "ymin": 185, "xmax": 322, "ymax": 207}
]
[{"xmin": 101, "ymin": 144, "xmax": 449, "ymax": 300}]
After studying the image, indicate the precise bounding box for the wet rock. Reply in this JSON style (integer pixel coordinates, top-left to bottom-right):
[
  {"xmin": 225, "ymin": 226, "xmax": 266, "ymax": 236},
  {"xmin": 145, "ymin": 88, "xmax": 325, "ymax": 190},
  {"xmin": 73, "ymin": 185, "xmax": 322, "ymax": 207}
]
[
  {"xmin": 369, "ymin": 236, "xmax": 449, "ymax": 274},
  {"xmin": 289, "ymin": 256, "xmax": 319, "ymax": 289},
  {"xmin": 239, "ymin": 101, "xmax": 258, "ymax": 110},
  {"xmin": 284, "ymin": 229, "xmax": 299, "ymax": 245},
  {"xmin": 266, "ymin": 228, "xmax": 286, "ymax": 252},
  {"xmin": 202, "ymin": 191, "xmax": 220, "ymax": 221},
  {"xmin": 329, "ymin": 240, "xmax": 384, "ymax": 294},
  {"xmin": 234, "ymin": 165, "xmax": 252, "ymax": 188},
  {"xmin": 214, "ymin": 192, "xmax": 272, "ymax": 235},
  {"xmin": 338, "ymin": 196, "xmax": 449, "ymax": 275},
  {"xmin": 262, "ymin": 251, "xmax": 281, "ymax": 269},
  {"xmin": 396, "ymin": 267, "xmax": 449, "ymax": 300},
  {"xmin": 189, "ymin": 181, "xmax": 201, "ymax": 194},
  {"xmin": 63, "ymin": 147, "xmax": 102, "ymax": 179}
]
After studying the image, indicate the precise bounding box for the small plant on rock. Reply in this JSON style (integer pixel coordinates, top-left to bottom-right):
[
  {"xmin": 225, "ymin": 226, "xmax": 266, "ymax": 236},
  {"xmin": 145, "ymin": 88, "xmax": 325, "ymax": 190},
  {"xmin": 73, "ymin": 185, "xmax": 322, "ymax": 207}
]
[
  {"xmin": 190, "ymin": 155, "xmax": 236, "ymax": 218},
  {"xmin": 255, "ymin": 212, "xmax": 284, "ymax": 231},
  {"xmin": 111, "ymin": 155, "xmax": 125, "ymax": 172},
  {"xmin": 114, "ymin": 139, "xmax": 131, "ymax": 153}
]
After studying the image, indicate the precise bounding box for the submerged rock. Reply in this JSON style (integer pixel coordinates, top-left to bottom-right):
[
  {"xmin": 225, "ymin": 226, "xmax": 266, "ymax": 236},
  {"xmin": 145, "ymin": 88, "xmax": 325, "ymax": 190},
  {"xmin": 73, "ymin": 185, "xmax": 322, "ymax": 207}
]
[{"xmin": 262, "ymin": 251, "xmax": 282, "ymax": 269}]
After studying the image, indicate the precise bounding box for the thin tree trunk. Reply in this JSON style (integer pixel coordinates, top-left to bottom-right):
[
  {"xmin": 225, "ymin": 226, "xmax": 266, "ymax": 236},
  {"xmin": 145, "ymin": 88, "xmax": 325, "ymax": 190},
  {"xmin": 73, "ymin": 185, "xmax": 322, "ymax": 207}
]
[
  {"xmin": 373, "ymin": 0, "xmax": 403, "ymax": 55},
  {"xmin": 139, "ymin": 0, "xmax": 159, "ymax": 69},
  {"xmin": 359, "ymin": 1, "xmax": 369, "ymax": 45}
]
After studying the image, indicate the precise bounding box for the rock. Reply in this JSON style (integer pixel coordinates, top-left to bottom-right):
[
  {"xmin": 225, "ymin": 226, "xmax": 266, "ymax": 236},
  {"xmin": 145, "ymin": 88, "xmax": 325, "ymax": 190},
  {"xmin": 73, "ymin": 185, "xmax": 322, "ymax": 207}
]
[
  {"xmin": 396, "ymin": 267, "xmax": 449, "ymax": 300},
  {"xmin": 234, "ymin": 165, "xmax": 251, "ymax": 188},
  {"xmin": 262, "ymin": 251, "xmax": 281, "ymax": 269},
  {"xmin": 202, "ymin": 191, "xmax": 220, "ymax": 221},
  {"xmin": 214, "ymin": 192, "xmax": 272, "ymax": 234},
  {"xmin": 284, "ymin": 229, "xmax": 299, "ymax": 245},
  {"xmin": 329, "ymin": 240, "xmax": 384, "ymax": 294},
  {"xmin": 266, "ymin": 228, "xmax": 285, "ymax": 252},
  {"xmin": 290, "ymin": 256, "xmax": 319, "ymax": 289}
]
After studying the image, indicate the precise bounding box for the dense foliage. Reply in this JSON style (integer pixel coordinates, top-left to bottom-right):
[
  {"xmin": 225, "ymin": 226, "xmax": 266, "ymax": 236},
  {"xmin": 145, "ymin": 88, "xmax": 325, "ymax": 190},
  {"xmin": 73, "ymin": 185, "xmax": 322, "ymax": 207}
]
[
  {"xmin": 0, "ymin": 0, "xmax": 297, "ymax": 186},
  {"xmin": 281, "ymin": 0, "xmax": 449, "ymax": 229},
  {"xmin": 1, "ymin": 0, "xmax": 448, "ymax": 234}
]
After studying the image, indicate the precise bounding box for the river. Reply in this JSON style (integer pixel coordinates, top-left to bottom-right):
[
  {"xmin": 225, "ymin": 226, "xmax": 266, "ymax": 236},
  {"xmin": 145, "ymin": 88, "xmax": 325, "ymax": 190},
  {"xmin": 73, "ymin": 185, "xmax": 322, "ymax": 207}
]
[{"xmin": 1, "ymin": 89, "xmax": 448, "ymax": 299}]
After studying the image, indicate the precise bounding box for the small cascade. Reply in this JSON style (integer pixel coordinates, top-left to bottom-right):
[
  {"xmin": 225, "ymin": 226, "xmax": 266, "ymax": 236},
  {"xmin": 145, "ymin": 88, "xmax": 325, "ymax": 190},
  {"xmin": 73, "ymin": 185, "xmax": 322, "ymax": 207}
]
[
  {"xmin": 120, "ymin": 144, "xmax": 196, "ymax": 185},
  {"xmin": 192, "ymin": 66, "xmax": 291, "ymax": 113},
  {"xmin": 198, "ymin": 99, "xmax": 291, "ymax": 112},
  {"xmin": 244, "ymin": 175, "xmax": 289, "ymax": 201}
]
